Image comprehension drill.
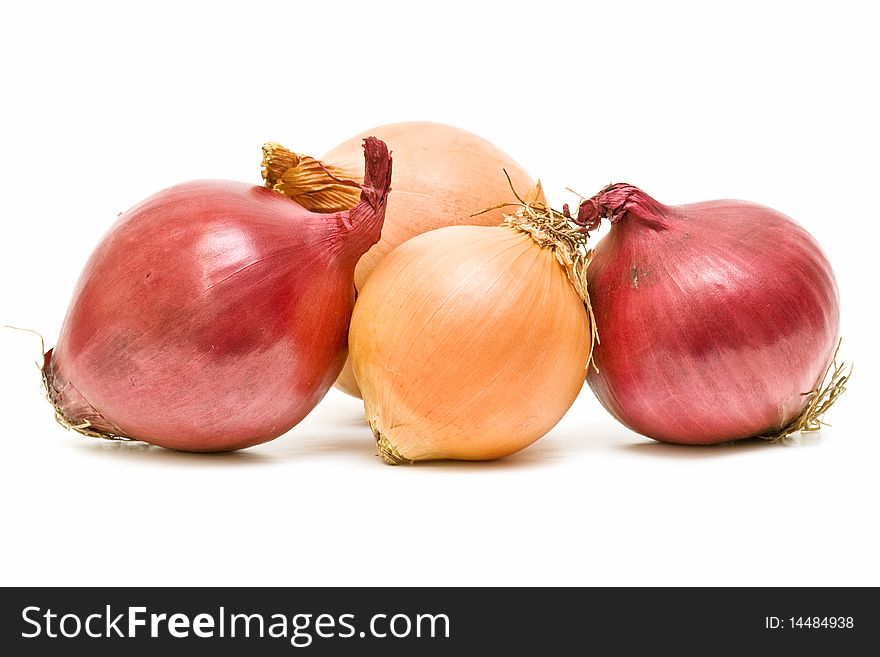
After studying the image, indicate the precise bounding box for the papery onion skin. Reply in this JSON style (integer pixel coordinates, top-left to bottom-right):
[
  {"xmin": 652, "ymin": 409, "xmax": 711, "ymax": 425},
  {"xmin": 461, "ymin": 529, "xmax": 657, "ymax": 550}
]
[
  {"xmin": 350, "ymin": 225, "xmax": 590, "ymax": 463},
  {"xmin": 578, "ymin": 184, "xmax": 839, "ymax": 445},
  {"xmin": 43, "ymin": 138, "xmax": 392, "ymax": 452},
  {"xmin": 324, "ymin": 122, "xmax": 540, "ymax": 397}
]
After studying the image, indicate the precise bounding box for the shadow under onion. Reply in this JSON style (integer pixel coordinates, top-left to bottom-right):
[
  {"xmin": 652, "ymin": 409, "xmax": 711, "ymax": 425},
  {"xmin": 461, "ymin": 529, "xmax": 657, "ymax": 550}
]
[{"xmin": 621, "ymin": 431, "xmax": 824, "ymax": 460}]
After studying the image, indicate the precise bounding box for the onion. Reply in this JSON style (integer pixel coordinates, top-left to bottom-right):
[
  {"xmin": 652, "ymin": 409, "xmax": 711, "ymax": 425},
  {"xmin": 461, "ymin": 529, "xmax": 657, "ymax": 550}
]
[
  {"xmin": 571, "ymin": 183, "xmax": 846, "ymax": 445},
  {"xmin": 349, "ymin": 190, "xmax": 592, "ymax": 464},
  {"xmin": 42, "ymin": 138, "xmax": 392, "ymax": 452},
  {"xmin": 322, "ymin": 122, "xmax": 540, "ymax": 397}
]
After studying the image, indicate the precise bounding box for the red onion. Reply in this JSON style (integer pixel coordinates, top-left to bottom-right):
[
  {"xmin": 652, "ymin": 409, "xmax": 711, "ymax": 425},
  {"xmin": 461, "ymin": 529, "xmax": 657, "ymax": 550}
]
[
  {"xmin": 572, "ymin": 183, "xmax": 844, "ymax": 445},
  {"xmin": 42, "ymin": 138, "xmax": 392, "ymax": 452}
]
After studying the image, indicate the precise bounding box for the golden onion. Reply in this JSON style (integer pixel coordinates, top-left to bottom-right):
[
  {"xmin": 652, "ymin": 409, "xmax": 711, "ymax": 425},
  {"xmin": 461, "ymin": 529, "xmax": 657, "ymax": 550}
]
[{"xmin": 349, "ymin": 194, "xmax": 592, "ymax": 463}]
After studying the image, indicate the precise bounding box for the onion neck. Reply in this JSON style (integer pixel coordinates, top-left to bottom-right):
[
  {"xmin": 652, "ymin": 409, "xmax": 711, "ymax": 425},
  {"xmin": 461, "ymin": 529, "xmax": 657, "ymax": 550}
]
[
  {"xmin": 571, "ymin": 183, "xmax": 671, "ymax": 231},
  {"xmin": 262, "ymin": 138, "xmax": 393, "ymax": 258},
  {"xmin": 341, "ymin": 136, "xmax": 393, "ymax": 252},
  {"xmin": 503, "ymin": 195, "xmax": 598, "ymax": 368},
  {"xmin": 505, "ymin": 203, "xmax": 590, "ymax": 302}
]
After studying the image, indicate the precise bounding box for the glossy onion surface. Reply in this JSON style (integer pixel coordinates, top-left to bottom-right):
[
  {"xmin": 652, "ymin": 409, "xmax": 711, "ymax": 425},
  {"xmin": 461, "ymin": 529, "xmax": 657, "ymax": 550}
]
[
  {"xmin": 44, "ymin": 140, "xmax": 391, "ymax": 451},
  {"xmin": 582, "ymin": 184, "xmax": 839, "ymax": 445}
]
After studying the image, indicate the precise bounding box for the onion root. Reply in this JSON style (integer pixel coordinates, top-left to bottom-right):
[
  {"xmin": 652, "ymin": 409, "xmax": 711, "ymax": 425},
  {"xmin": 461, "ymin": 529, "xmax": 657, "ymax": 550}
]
[
  {"xmin": 760, "ymin": 339, "xmax": 850, "ymax": 442},
  {"xmin": 371, "ymin": 420, "xmax": 412, "ymax": 466},
  {"xmin": 41, "ymin": 350, "xmax": 135, "ymax": 442}
]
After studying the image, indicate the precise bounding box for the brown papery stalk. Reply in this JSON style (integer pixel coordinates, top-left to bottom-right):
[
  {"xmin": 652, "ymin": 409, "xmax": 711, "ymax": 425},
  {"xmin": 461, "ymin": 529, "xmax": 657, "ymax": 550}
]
[{"xmin": 261, "ymin": 143, "xmax": 362, "ymax": 212}]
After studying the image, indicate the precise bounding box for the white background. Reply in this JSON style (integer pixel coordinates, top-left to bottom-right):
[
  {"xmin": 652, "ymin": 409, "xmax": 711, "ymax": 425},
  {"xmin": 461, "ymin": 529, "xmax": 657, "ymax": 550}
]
[{"xmin": 1, "ymin": 1, "xmax": 877, "ymax": 586}]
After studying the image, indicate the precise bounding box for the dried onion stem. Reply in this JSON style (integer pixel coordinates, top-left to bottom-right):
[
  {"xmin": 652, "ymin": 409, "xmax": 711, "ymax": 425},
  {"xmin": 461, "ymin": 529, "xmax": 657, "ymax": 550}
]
[{"xmin": 473, "ymin": 176, "xmax": 599, "ymax": 369}]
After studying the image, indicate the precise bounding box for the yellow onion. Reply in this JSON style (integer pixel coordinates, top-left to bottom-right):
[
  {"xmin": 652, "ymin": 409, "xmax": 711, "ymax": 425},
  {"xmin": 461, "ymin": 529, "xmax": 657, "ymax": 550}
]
[
  {"xmin": 322, "ymin": 121, "xmax": 541, "ymax": 397},
  {"xmin": 349, "ymin": 190, "xmax": 593, "ymax": 463}
]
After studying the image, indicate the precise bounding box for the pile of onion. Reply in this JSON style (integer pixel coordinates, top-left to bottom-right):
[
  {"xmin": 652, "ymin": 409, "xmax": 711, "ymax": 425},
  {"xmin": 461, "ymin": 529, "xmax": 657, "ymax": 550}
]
[
  {"xmin": 320, "ymin": 122, "xmax": 541, "ymax": 397},
  {"xmin": 349, "ymin": 187, "xmax": 594, "ymax": 464},
  {"xmin": 42, "ymin": 138, "xmax": 392, "ymax": 452},
  {"xmin": 570, "ymin": 183, "xmax": 847, "ymax": 445}
]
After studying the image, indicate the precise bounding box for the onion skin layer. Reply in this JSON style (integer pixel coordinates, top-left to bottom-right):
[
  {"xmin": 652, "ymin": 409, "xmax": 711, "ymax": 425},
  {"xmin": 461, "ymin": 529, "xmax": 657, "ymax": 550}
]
[
  {"xmin": 350, "ymin": 225, "xmax": 590, "ymax": 463},
  {"xmin": 324, "ymin": 122, "xmax": 540, "ymax": 397},
  {"xmin": 44, "ymin": 139, "xmax": 392, "ymax": 452},
  {"xmin": 581, "ymin": 184, "xmax": 839, "ymax": 445}
]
